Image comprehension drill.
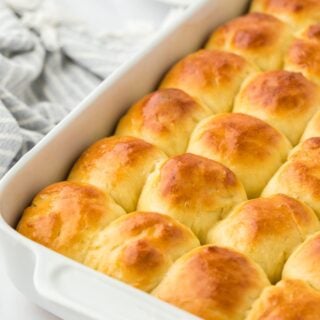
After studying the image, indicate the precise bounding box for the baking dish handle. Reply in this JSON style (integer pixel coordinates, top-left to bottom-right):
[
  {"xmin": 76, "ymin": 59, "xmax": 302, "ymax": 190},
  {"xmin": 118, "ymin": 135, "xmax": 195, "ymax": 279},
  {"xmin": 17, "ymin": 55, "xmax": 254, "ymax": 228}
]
[{"xmin": 33, "ymin": 251, "xmax": 199, "ymax": 320}]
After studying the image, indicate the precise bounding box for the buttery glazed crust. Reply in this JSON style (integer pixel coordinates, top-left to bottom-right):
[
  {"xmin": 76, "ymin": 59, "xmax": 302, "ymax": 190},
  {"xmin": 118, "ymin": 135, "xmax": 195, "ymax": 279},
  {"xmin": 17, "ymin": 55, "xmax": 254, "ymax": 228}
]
[
  {"xmin": 17, "ymin": 181, "xmax": 125, "ymax": 262},
  {"xmin": 207, "ymin": 194, "xmax": 319, "ymax": 283},
  {"xmin": 137, "ymin": 153, "xmax": 247, "ymax": 243},
  {"xmin": 206, "ymin": 13, "xmax": 293, "ymax": 71},
  {"xmin": 246, "ymin": 279, "xmax": 320, "ymax": 320},
  {"xmin": 263, "ymin": 137, "xmax": 320, "ymax": 217},
  {"xmin": 285, "ymin": 40, "xmax": 320, "ymax": 85},
  {"xmin": 234, "ymin": 70, "xmax": 320, "ymax": 145},
  {"xmin": 68, "ymin": 136, "xmax": 167, "ymax": 212},
  {"xmin": 283, "ymin": 231, "xmax": 320, "ymax": 291},
  {"xmin": 285, "ymin": 24, "xmax": 320, "ymax": 85},
  {"xmin": 84, "ymin": 211, "xmax": 200, "ymax": 292},
  {"xmin": 152, "ymin": 246, "xmax": 270, "ymax": 320},
  {"xmin": 188, "ymin": 113, "xmax": 292, "ymax": 198},
  {"xmin": 115, "ymin": 89, "xmax": 211, "ymax": 157},
  {"xmin": 160, "ymin": 49, "xmax": 257, "ymax": 114},
  {"xmin": 251, "ymin": 0, "xmax": 320, "ymax": 32}
]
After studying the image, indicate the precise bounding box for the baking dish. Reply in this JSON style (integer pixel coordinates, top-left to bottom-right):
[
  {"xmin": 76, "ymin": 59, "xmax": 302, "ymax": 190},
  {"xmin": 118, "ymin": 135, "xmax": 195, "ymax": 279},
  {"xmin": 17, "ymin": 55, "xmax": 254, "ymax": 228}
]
[{"xmin": 0, "ymin": 0, "xmax": 250, "ymax": 319}]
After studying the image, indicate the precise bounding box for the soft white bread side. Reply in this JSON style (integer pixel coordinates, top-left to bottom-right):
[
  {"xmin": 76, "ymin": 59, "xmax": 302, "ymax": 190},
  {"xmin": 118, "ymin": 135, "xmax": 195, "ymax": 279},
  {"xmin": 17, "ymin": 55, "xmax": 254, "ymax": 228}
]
[{"xmin": 283, "ymin": 231, "xmax": 320, "ymax": 291}]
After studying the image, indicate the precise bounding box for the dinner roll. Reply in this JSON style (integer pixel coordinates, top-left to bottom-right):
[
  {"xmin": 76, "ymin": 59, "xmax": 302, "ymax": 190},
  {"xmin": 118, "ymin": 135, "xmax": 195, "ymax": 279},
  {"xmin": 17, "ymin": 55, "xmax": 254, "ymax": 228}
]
[
  {"xmin": 234, "ymin": 70, "xmax": 320, "ymax": 145},
  {"xmin": 85, "ymin": 211, "xmax": 199, "ymax": 292},
  {"xmin": 188, "ymin": 113, "xmax": 292, "ymax": 198},
  {"xmin": 137, "ymin": 153, "xmax": 247, "ymax": 243},
  {"xmin": 246, "ymin": 279, "xmax": 320, "ymax": 320},
  {"xmin": 160, "ymin": 50, "xmax": 257, "ymax": 114},
  {"xmin": 17, "ymin": 181, "xmax": 125, "ymax": 263},
  {"xmin": 251, "ymin": 0, "xmax": 320, "ymax": 32},
  {"xmin": 68, "ymin": 136, "xmax": 167, "ymax": 212},
  {"xmin": 207, "ymin": 194, "xmax": 319, "ymax": 283},
  {"xmin": 285, "ymin": 24, "xmax": 320, "ymax": 85},
  {"xmin": 115, "ymin": 89, "xmax": 210, "ymax": 157},
  {"xmin": 263, "ymin": 137, "xmax": 320, "ymax": 217},
  {"xmin": 283, "ymin": 231, "xmax": 320, "ymax": 291},
  {"xmin": 206, "ymin": 13, "xmax": 293, "ymax": 71},
  {"xmin": 152, "ymin": 246, "xmax": 269, "ymax": 320},
  {"xmin": 301, "ymin": 110, "xmax": 320, "ymax": 141}
]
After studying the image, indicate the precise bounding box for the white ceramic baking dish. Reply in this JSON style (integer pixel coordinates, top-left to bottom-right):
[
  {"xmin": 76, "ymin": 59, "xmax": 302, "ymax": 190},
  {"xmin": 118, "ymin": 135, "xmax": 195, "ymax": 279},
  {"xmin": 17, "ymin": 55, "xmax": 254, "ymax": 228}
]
[{"xmin": 0, "ymin": 1, "xmax": 250, "ymax": 319}]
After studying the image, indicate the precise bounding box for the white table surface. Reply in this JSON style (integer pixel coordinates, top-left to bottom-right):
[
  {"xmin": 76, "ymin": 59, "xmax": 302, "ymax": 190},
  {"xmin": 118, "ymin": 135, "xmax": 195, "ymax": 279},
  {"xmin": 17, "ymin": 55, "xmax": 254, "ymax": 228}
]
[{"xmin": 0, "ymin": 0, "xmax": 171, "ymax": 319}]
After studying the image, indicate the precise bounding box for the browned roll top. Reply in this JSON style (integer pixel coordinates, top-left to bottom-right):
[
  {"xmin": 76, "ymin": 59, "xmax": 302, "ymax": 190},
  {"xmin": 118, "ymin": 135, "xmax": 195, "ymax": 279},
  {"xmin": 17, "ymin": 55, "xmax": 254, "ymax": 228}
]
[
  {"xmin": 153, "ymin": 245, "xmax": 269, "ymax": 320},
  {"xmin": 68, "ymin": 136, "xmax": 167, "ymax": 212},
  {"xmin": 17, "ymin": 181, "xmax": 126, "ymax": 262},
  {"xmin": 246, "ymin": 279, "xmax": 320, "ymax": 319},
  {"xmin": 84, "ymin": 211, "xmax": 199, "ymax": 292},
  {"xmin": 208, "ymin": 194, "xmax": 319, "ymax": 283},
  {"xmin": 234, "ymin": 70, "xmax": 320, "ymax": 145},
  {"xmin": 137, "ymin": 153, "xmax": 246, "ymax": 243},
  {"xmin": 206, "ymin": 13, "xmax": 293, "ymax": 71},
  {"xmin": 251, "ymin": 0, "xmax": 320, "ymax": 32},
  {"xmin": 188, "ymin": 113, "xmax": 292, "ymax": 198},
  {"xmin": 160, "ymin": 49, "xmax": 257, "ymax": 114},
  {"xmin": 116, "ymin": 88, "xmax": 210, "ymax": 156},
  {"xmin": 285, "ymin": 23, "xmax": 320, "ymax": 85}
]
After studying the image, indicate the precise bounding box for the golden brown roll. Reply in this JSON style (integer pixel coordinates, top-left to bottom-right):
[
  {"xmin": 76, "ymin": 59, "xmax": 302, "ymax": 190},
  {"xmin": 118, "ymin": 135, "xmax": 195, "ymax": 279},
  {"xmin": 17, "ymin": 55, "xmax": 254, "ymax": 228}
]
[
  {"xmin": 251, "ymin": 0, "xmax": 320, "ymax": 32},
  {"xmin": 301, "ymin": 22, "xmax": 320, "ymax": 41},
  {"xmin": 137, "ymin": 153, "xmax": 247, "ymax": 243},
  {"xmin": 187, "ymin": 113, "xmax": 292, "ymax": 198},
  {"xmin": 85, "ymin": 211, "xmax": 199, "ymax": 292},
  {"xmin": 246, "ymin": 279, "xmax": 320, "ymax": 320},
  {"xmin": 206, "ymin": 13, "xmax": 293, "ymax": 71},
  {"xmin": 152, "ymin": 246, "xmax": 270, "ymax": 320},
  {"xmin": 115, "ymin": 89, "xmax": 211, "ymax": 157},
  {"xmin": 285, "ymin": 24, "xmax": 320, "ymax": 85},
  {"xmin": 234, "ymin": 70, "xmax": 320, "ymax": 145},
  {"xmin": 160, "ymin": 49, "xmax": 257, "ymax": 114},
  {"xmin": 17, "ymin": 181, "xmax": 125, "ymax": 263},
  {"xmin": 301, "ymin": 110, "xmax": 320, "ymax": 141},
  {"xmin": 207, "ymin": 194, "xmax": 319, "ymax": 283},
  {"xmin": 68, "ymin": 136, "xmax": 167, "ymax": 212},
  {"xmin": 263, "ymin": 137, "xmax": 320, "ymax": 217},
  {"xmin": 283, "ymin": 231, "xmax": 320, "ymax": 291}
]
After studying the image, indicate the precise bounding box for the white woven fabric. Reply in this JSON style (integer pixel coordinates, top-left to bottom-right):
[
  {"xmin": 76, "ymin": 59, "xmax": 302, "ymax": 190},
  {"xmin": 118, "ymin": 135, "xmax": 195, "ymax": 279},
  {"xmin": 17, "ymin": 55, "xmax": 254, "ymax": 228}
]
[{"xmin": 0, "ymin": 0, "xmax": 190, "ymax": 178}]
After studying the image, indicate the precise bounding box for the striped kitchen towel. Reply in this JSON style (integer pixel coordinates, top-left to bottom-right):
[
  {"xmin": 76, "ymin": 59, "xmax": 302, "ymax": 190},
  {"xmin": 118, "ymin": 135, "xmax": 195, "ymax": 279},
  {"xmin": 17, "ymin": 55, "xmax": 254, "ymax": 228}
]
[{"xmin": 0, "ymin": 0, "xmax": 190, "ymax": 178}]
